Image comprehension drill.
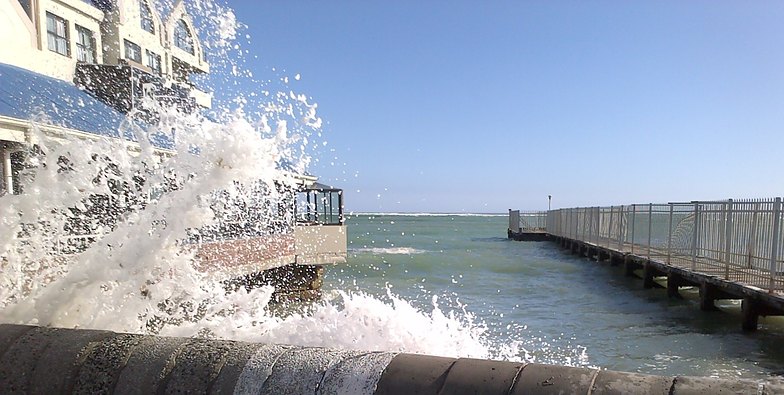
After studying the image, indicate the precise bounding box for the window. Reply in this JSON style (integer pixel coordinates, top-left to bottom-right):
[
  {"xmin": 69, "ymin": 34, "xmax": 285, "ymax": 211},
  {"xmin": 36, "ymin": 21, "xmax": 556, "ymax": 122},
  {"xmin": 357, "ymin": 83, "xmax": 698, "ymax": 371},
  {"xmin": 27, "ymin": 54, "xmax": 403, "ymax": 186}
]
[
  {"xmin": 140, "ymin": 1, "xmax": 154, "ymax": 33},
  {"xmin": 146, "ymin": 50, "xmax": 161, "ymax": 75},
  {"xmin": 173, "ymin": 19, "xmax": 194, "ymax": 54},
  {"xmin": 75, "ymin": 25, "xmax": 96, "ymax": 63},
  {"xmin": 124, "ymin": 39, "xmax": 142, "ymax": 63},
  {"xmin": 10, "ymin": 151, "xmax": 25, "ymax": 195},
  {"xmin": 46, "ymin": 12, "xmax": 69, "ymax": 56},
  {"xmin": 0, "ymin": 151, "xmax": 5, "ymax": 195},
  {"xmin": 297, "ymin": 188, "xmax": 344, "ymax": 225}
]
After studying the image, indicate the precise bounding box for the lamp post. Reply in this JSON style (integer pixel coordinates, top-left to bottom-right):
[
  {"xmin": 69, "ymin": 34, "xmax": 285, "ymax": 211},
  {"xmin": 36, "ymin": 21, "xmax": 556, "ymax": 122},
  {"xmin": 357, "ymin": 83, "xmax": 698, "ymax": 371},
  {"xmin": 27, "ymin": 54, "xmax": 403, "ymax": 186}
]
[{"xmin": 548, "ymin": 195, "xmax": 552, "ymax": 211}]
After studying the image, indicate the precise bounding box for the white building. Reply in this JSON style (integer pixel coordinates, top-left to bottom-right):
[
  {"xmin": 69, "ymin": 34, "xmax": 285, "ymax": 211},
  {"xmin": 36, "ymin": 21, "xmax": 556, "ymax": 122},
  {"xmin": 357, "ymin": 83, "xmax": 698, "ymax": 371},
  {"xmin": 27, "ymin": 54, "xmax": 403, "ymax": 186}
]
[
  {"xmin": 0, "ymin": 0, "xmax": 212, "ymax": 196},
  {"xmin": 1, "ymin": 0, "xmax": 105, "ymax": 82},
  {"xmin": 0, "ymin": 0, "xmax": 346, "ymax": 292},
  {"xmin": 0, "ymin": 0, "xmax": 210, "ymax": 108}
]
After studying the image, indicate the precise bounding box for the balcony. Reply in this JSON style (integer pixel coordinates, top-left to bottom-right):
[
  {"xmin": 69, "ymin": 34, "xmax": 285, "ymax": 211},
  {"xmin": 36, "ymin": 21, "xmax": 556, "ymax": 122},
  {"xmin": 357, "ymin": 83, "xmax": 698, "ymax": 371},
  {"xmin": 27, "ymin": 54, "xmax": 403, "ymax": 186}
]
[
  {"xmin": 294, "ymin": 224, "xmax": 347, "ymax": 265},
  {"xmin": 75, "ymin": 63, "xmax": 200, "ymax": 116},
  {"xmin": 295, "ymin": 183, "xmax": 347, "ymax": 265}
]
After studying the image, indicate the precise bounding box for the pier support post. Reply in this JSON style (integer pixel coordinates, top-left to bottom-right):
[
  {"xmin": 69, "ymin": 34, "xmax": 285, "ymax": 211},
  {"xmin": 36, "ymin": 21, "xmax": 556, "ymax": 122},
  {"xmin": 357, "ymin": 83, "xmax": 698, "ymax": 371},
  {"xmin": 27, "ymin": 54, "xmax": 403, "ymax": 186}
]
[
  {"xmin": 623, "ymin": 256, "xmax": 638, "ymax": 277},
  {"xmin": 699, "ymin": 283, "xmax": 720, "ymax": 312},
  {"xmin": 642, "ymin": 262, "xmax": 664, "ymax": 289},
  {"xmin": 596, "ymin": 249, "xmax": 603, "ymax": 261},
  {"xmin": 587, "ymin": 247, "xmax": 596, "ymax": 260},
  {"xmin": 643, "ymin": 262, "xmax": 655, "ymax": 289},
  {"xmin": 609, "ymin": 254, "xmax": 622, "ymax": 267},
  {"xmin": 667, "ymin": 273, "xmax": 684, "ymax": 299},
  {"xmin": 226, "ymin": 265, "xmax": 325, "ymax": 302},
  {"xmin": 742, "ymin": 298, "xmax": 759, "ymax": 332}
]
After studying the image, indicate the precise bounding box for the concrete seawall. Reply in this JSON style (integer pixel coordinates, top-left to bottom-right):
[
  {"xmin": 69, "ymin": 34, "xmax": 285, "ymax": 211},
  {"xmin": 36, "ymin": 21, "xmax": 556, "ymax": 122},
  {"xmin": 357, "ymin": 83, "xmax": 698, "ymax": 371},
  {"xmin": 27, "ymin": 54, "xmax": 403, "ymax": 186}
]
[{"xmin": 1, "ymin": 324, "xmax": 782, "ymax": 394}]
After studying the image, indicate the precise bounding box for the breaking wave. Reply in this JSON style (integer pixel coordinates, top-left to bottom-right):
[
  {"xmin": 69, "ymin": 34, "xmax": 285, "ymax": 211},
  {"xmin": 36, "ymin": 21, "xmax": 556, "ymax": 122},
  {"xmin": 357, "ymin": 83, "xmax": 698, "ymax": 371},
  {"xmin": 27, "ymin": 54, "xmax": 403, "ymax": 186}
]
[
  {"xmin": 351, "ymin": 247, "xmax": 427, "ymax": 255},
  {"xmin": 0, "ymin": 0, "xmax": 544, "ymax": 365},
  {"xmin": 353, "ymin": 212, "xmax": 506, "ymax": 217}
]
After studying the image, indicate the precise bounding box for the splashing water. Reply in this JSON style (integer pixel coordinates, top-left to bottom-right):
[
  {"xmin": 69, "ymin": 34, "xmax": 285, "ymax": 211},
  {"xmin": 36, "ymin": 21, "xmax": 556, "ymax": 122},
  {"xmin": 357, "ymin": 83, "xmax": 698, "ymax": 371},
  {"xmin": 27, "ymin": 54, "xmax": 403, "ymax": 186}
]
[
  {"xmin": 0, "ymin": 120, "xmax": 506, "ymax": 356},
  {"xmin": 0, "ymin": 0, "xmax": 590, "ymax": 365},
  {"xmin": 0, "ymin": 106, "xmax": 295, "ymax": 329}
]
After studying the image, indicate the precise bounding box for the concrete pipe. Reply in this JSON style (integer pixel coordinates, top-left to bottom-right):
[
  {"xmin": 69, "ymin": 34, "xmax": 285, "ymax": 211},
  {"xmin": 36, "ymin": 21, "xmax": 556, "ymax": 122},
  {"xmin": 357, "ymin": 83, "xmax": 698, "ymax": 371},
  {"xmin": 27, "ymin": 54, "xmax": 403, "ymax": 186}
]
[{"xmin": 0, "ymin": 324, "xmax": 782, "ymax": 394}]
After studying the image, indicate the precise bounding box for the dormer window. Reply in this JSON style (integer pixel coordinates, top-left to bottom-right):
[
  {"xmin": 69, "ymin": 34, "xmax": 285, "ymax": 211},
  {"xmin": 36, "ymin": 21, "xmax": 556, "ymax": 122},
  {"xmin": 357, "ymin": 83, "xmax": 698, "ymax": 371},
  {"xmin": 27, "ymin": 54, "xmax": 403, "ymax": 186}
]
[
  {"xmin": 173, "ymin": 19, "xmax": 194, "ymax": 55},
  {"xmin": 75, "ymin": 25, "xmax": 96, "ymax": 63},
  {"xmin": 140, "ymin": 1, "xmax": 154, "ymax": 33},
  {"xmin": 124, "ymin": 39, "xmax": 142, "ymax": 63},
  {"xmin": 46, "ymin": 12, "xmax": 69, "ymax": 57},
  {"xmin": 146, "ymin": 50, "xmax": 161, "ymax": 75}
]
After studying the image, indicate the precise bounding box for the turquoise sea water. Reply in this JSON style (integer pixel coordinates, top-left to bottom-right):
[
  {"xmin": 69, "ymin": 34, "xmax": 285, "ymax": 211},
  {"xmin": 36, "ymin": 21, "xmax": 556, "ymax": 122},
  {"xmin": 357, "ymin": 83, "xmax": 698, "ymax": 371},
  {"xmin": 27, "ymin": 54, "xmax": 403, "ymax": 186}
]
[{"xmin": 323, "ymin": 214, "xmax": 784, "ymax": 380}]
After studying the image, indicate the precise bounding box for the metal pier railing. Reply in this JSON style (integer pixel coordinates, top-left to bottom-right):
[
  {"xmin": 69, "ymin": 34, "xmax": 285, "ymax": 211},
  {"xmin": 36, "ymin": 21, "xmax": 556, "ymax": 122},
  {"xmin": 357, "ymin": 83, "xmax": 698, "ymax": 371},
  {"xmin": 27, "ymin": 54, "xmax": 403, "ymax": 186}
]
[{"xmin": 511, "ymin": 198, "xmax": 784, "ymax": 295}]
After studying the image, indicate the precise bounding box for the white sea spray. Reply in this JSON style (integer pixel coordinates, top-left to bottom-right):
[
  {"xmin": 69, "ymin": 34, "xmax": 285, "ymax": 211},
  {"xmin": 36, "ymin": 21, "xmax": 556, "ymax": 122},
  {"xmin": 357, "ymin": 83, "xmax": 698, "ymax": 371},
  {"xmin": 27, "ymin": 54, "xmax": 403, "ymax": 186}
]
[
  {"xmin": 0, "ymin": 107, "xmax": 291, "ymax": 330},
  {"xmin": 0, "ymin": 0, "xmax": 591, "ymax": 367}
]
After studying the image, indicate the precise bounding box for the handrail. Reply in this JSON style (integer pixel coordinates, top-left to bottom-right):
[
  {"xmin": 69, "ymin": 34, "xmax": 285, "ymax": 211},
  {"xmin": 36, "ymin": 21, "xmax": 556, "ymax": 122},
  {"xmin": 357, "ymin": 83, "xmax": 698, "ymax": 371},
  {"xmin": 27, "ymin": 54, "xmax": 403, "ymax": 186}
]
[{"xmin": 512, "ymin": 197, "xmax": 784, "ymax": 294}]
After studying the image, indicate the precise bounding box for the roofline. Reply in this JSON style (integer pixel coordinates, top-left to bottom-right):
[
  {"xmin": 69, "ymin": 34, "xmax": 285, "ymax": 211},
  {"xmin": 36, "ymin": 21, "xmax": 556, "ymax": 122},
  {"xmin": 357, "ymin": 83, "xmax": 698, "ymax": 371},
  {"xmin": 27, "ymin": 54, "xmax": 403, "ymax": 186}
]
[
  {"xmin": 297, "ymin": 174, "xmax": 318, "ymax": 182},
  {"xmin": 0, "ymin": 115, "xmax": 176, "ymax": 156},
  {"xmin": 276, "ymin": 171, "xmax": 317, "ymax": 186},
  {"xmin": 0, "ymin": 115, "xmax": 318, "ymax": 181}
]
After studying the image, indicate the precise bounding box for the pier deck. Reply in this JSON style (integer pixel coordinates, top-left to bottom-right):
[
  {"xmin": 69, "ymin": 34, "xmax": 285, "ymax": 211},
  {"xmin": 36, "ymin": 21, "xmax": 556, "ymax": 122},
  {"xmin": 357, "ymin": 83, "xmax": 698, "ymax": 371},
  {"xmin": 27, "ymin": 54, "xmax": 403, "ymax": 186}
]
[{"xmin": 508, "ymin": 199, "xmax": 784, "ymax": 331}]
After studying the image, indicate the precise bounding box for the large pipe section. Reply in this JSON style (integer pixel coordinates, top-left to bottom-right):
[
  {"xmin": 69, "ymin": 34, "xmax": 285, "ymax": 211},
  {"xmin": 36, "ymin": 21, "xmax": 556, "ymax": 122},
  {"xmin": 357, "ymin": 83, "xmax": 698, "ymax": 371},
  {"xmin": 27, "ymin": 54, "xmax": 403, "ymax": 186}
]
[{"xmin": 0, "ymin": 324, "xmax": 781, "ymax": 394}]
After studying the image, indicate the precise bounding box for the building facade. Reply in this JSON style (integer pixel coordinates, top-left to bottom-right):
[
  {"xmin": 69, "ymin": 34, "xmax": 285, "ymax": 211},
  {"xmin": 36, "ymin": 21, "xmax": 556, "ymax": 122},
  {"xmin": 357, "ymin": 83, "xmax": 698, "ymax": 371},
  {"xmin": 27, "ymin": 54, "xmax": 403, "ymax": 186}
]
[
  {"xmin": 0, "ymin": 0, "xmax": 213, "ymax": 197},
  {"xmin": 0, "ymin": 0, "xmax": 210, "ymax": 108},
  {"xmin": 0, "ymin": 0, "xmax": 346, "ymax": 297}
]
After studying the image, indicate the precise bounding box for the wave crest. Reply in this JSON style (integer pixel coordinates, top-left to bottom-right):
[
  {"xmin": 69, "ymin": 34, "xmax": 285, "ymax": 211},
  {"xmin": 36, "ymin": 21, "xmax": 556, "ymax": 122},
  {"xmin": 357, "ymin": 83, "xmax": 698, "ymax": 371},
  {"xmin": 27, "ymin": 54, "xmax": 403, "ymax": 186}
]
[
  {"xmin": 351, "ymin": 247, "xmax": 427, "ymax": 255},
  {"xmin": 352, "ymin": 213, "xmax": 505, "ymax": 217}
]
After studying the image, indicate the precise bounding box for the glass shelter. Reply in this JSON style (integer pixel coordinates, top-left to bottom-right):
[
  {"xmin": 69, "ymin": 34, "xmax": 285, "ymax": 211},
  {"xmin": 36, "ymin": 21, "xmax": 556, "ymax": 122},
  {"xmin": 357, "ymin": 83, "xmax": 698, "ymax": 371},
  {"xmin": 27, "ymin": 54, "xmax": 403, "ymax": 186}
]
[{"xmin": 297, "ymin": 183, "xmax": 344, "ymax": 226}]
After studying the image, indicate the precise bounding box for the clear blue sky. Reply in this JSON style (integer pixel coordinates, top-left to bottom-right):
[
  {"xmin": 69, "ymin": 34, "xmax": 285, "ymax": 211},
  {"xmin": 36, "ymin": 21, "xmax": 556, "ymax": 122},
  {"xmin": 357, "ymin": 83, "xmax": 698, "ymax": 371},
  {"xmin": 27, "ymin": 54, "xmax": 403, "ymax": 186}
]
[{"xmin": 216, "ymin": 1, "xmax": 784, "ymax": 213}]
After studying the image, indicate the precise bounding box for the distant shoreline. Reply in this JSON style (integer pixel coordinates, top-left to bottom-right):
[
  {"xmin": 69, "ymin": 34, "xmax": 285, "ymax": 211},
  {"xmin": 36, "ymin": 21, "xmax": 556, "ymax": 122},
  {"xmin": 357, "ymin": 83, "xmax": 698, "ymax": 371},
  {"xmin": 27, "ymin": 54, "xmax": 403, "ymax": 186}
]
[{"xmin": 347, "ymin": 212, "xmax": 506, "ymax": 217}]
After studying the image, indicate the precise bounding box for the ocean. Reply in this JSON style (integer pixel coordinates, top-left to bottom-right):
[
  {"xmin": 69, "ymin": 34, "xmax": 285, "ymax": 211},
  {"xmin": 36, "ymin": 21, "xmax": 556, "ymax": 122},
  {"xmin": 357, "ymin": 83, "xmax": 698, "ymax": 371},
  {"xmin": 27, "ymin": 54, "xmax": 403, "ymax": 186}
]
[
  {"xmin": 2, "ymin": 0, "xmax": 782, "ymax": 380},
  {"xmin": 323, "ymin": 213, "xmax": 784, "ymax": 380}
]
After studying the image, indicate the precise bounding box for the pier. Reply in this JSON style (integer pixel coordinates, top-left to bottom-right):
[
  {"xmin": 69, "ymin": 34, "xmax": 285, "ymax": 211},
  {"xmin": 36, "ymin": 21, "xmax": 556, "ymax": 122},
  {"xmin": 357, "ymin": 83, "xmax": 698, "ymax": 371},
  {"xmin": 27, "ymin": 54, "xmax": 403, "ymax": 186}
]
[{"xmin": 509, "ymin": 198, "xmax": 784, "ymax": 331}]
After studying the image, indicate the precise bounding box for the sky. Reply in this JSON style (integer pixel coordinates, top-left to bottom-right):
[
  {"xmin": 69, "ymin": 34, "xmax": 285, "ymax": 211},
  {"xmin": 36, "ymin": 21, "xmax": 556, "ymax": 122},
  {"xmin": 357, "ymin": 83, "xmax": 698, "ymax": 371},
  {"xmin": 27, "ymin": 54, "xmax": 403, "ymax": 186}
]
[{"xmin": 218, "ymin": 1, "xmax": 784, "ymax": 213}]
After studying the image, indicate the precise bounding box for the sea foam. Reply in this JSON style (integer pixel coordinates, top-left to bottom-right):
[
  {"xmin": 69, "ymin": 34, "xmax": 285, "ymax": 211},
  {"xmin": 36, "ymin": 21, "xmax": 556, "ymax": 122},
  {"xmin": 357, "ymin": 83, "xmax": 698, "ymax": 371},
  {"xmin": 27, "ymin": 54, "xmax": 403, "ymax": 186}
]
[{"xmin": 351, "ymin": 247, "xmax": 427, "ymax": 255}]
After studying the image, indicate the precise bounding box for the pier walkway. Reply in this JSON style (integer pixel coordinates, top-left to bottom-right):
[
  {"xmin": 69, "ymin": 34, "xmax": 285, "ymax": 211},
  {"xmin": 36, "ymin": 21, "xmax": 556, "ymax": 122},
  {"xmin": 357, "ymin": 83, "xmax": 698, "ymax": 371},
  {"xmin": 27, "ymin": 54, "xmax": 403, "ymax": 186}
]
[{"xmin": 508, "ymin": 198, "xmax": 784, "ymax": 331}]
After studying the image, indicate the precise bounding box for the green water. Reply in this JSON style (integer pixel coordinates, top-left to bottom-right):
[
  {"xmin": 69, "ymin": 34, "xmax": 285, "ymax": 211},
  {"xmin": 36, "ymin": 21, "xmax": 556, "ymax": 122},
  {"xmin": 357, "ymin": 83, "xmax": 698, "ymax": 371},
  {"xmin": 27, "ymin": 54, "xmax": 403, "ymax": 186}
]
[{"xmin": 323, "ymin": 214, "xmax": 784, "ymax": 379}]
